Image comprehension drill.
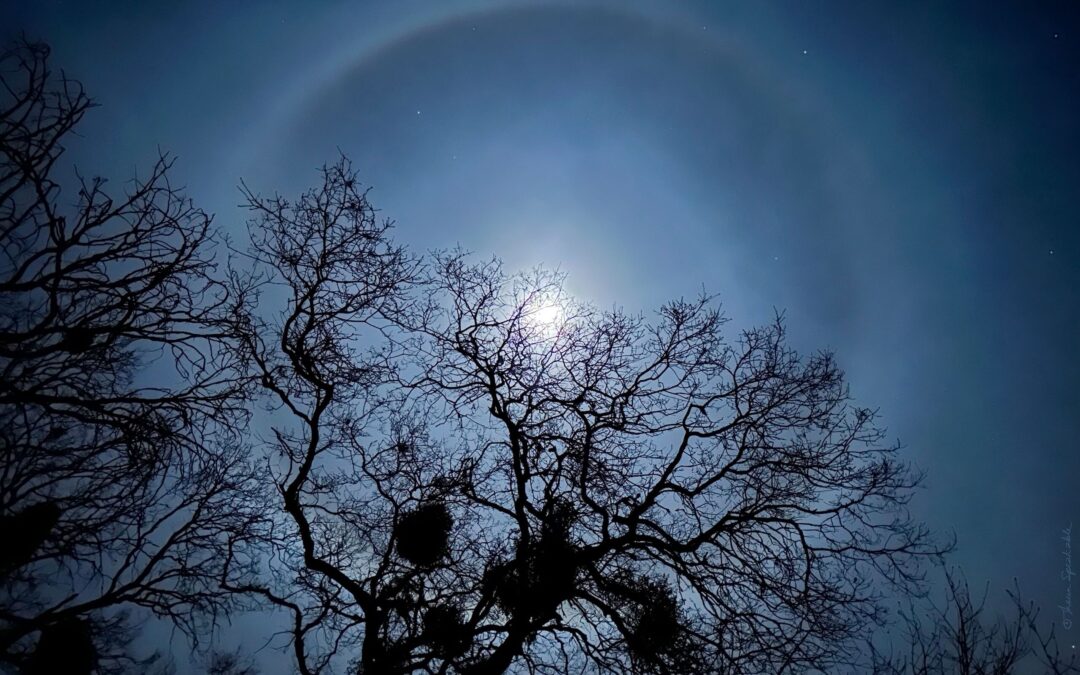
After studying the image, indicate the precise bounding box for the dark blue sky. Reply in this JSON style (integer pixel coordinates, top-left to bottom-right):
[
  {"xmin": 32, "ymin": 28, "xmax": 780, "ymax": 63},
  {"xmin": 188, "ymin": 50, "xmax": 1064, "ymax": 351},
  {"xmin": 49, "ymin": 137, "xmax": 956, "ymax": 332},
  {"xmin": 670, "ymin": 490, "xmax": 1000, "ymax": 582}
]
[{"xmin": 5, "ymin": 0, "xmax": 1079, "ymax": 668}]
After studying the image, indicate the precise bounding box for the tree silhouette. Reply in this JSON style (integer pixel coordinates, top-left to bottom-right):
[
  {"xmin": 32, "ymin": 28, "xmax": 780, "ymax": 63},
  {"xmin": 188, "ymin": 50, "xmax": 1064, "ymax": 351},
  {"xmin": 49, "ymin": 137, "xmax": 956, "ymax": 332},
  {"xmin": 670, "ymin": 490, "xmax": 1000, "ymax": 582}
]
[
  {"xmin": 5, "ymin": 38, "xmax": 1073, "ymax": 675},
  {"xmin": 0, "ymin": 40, "xmax": 261, "ymax": 673},
  {"xmin": 868, "ymin": 571, "xmax": 1078, "ymax": 675},
  {"xmin": 227, "ymin": 158, "xmax": 950, "ymax": 674},
  {"xmin": 205, "ymin": 649, "xmax": 262, "ymax": 675}
]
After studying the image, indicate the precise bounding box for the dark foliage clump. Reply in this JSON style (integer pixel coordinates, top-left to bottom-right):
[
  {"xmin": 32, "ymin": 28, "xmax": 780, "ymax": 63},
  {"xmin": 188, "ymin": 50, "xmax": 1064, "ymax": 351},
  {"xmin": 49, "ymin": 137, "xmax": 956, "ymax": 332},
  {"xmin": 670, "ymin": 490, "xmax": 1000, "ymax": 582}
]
[
  {"xmin": 395, "ymin": 503, "xmax": 453, "ymax": 567},
  {"xmin": 539, "ymin": 497, "xmax": 576, "ymax": 542},
  {"xmin": 358, "ymin": 641, "xmax": 410, "ymax": 675},
  {"xmin": 58, "ymin": 325, "xmax": 97, "ymax": 353},
  {"xmin": 422, "ymin": 605, "xmax": 470, "ymax": 658},
  {"xmin": 491, "ymin": 500, "xmax": 579, "ymax": 620},
  {"xmin": 626, "ymin": 580, "xmax": 682, "ymax": 664},
  {"xmin": 590, "ymin": 568, "xmax": 702, "ymax": 672},
  {"xmin": 0, "ymin": 501, "xmax": 61, "ymax": 577},
  {"xmin": 23, "ymin": 617, "xmax": 97, "ymax": 675}
]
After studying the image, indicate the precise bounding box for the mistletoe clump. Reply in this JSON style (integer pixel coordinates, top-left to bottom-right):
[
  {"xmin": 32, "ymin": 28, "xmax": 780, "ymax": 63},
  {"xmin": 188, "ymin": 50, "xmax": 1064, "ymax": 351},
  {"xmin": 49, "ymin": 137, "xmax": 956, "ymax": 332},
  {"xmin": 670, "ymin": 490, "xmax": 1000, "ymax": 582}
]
[
  {"xmin": 394, "ymin": 502, "xmax": 453, "ymax": 567},
  {"xmin": 0, "ymin": 501, "xmax": 62, "ymax": 577},
  {"xmin": 491, "ymin": 499, "xmax": 580, "ymax": 620},
  {"xmin": 23, "ymin": 617, "xmax": 97, "ymax": 675},
  {"xmin": 422, "ymin": 605, "xmax": 471, "ymax": 658},
  {"xmin": 613, "ymin": 575, "xmax": 703, "ymax": 673}
]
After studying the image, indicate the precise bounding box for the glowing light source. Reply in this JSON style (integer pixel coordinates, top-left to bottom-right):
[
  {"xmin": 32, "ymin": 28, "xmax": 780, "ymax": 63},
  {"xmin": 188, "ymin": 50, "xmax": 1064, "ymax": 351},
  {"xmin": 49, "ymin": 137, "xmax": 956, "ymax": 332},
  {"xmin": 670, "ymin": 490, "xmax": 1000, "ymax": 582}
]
[
  {"xmin": 522, "ymin": 300, "xmax": 567, "ymax": 339},
  {"xmin": 532, "ymin": 303, "xmax": 563, "ymax": 327}
]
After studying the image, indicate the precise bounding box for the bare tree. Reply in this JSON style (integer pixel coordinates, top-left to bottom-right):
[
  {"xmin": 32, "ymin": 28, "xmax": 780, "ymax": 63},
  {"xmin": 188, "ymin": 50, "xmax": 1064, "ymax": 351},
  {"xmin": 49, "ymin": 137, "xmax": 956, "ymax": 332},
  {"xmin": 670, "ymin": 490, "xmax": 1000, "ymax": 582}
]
[
  {"xmin": 0, "ymin": 40, "xmax": 262, "ymax": 673},
  {"xmin": 11, "ymin": 35, "xmax": 1062, "ymax": 675},
  {"xmin": 205, "ymin": 648, "xmax": 261, "ymax": 675},
  {"xmin": 868, "ymin": 571, "xmax": 1078, "ymax": 675},
  {"xmin": 222, "ymin": 155, "xmax": 421, "ymax": 674},
  {"xmin": 230, "ymin": 158, "xmax": 946, "ymax": 674}
]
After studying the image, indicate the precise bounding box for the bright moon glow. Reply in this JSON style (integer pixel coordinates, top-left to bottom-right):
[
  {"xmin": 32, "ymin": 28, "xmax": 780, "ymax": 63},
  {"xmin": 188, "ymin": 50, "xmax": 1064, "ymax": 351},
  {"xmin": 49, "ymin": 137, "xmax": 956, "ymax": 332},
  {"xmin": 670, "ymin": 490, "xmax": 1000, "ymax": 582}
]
[
  {"xmin": 531, "ymin": 303, "xmax": 564, "ymax": 328},
  {"xmin": 522, "ymin": 301, "xmax": 567, "ymax": 339}
]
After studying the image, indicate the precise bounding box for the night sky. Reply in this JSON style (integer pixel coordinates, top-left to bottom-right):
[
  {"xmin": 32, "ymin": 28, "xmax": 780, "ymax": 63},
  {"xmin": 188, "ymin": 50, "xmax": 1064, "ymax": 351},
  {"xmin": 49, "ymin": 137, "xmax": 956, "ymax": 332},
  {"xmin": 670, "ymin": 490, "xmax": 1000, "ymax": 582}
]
[{"xmin": 5, "ymin": 0, "xmax": 1079, "ymax": 669}]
